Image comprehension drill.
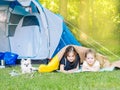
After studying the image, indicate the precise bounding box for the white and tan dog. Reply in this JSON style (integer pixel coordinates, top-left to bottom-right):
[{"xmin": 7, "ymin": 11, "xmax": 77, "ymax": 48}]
[{"xmin": 21, "ymin": 58, "xmax": 37, "ymax": 74}]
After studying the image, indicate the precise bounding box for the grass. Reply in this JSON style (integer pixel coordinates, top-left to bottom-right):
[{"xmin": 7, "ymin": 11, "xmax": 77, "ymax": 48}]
[{"xmin": 0, "ymin": 65, "xmax": 120, "ymax": 90}]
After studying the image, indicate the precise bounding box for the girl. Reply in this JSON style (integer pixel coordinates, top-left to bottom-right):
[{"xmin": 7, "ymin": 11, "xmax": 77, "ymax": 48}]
[
  {"xmin": 82, "ymin": 49, "xmax": 100, "ymax": 72},
  {"xmin": 59, "ymin": 46, "xmax": 80, "ymax": 73}
]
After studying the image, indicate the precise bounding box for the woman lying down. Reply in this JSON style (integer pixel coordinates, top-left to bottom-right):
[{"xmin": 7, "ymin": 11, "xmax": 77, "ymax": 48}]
[{"xmin": 38, "ymin": 45, "xmax": 120, "ymax": 73}]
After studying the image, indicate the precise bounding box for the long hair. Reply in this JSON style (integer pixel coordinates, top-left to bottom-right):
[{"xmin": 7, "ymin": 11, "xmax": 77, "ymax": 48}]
[{"xmin": 64, "ymin": 46, "xmax": 78, "ymax": 63}]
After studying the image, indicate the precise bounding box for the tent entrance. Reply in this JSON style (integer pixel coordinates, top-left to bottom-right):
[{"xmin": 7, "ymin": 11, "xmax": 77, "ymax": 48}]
[{"xmin": 9, "ymin": 15, "xmax": 40, "ymax": 58}]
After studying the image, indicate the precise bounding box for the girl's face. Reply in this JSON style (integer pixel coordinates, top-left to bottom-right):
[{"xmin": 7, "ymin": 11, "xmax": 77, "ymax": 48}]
[
  {"xmin": 67, "ymin": 52, "xmax": 76, "ymax": 62},
  {"xmin": 86, "ymin": 53, "xmax": 95, "ymax": 65}
]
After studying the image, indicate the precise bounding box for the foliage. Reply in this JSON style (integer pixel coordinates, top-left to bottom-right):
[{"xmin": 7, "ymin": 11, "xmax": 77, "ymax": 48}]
[{"xmin": 39, "ymin": 0, "xmax": 120, "ymax": 61}]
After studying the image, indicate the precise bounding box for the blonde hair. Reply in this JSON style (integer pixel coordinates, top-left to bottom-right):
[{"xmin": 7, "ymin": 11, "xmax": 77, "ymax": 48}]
[{"xmin": 85, "ymin": 49, "xmax": 96, "ymax": 59}]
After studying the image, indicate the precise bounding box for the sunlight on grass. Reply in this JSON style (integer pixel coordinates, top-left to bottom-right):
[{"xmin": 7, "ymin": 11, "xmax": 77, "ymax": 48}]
[{"xmin": 0, "ymin": 66, "xmax": 120, "ymax": 90}]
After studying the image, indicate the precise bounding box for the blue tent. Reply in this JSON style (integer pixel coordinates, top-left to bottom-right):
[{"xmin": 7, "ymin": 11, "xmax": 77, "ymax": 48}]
[
  {"xmin": 53, "ymin": 22, "xmax": 81, "ymax": 57},
  {"xmin": 0, "ymin": 0, "xmax": 81, "ymax": 60}
]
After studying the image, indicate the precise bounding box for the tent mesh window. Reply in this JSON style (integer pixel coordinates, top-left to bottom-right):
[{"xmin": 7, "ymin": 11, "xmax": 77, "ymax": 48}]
[
  {"xmin": 8, "ymin": 25, "xmax": 17, "ymax": 36},
  {"xmin": 9, "ymin": 13, "xmax": 23, "ymax": 24},
  {"xmin": 22, "ymin": 16, "xmax": 39, "ymax": 26},
  {"xmin": 8, "ymin": 13, "xmax": 23, "ymax": 36}
]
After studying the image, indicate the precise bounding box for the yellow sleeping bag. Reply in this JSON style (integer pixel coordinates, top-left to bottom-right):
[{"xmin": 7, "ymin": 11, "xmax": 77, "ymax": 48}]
[{"xmin": 38, "ymin": 55, "xmax": 59, "ymax": 72}]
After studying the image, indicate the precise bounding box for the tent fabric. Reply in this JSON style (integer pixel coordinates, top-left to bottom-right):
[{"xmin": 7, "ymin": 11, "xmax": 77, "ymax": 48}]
[
  {"xmin": 42, "ymin": 8, "xmax": 63, "ymax": 58},
  {"xmin": 9, "ymin": 14, "xmax": 49, "ymax": 59},
  {"xmin": 52, "ymin": 22, "xmax": 81, "ymax": 57},
  {"xmin": 0, "ymin": 0, "xmax": 81, "ymax": 60},
  {"xmin": 0, "ymin": 6, "xmax": 10, "ymax": 52}
]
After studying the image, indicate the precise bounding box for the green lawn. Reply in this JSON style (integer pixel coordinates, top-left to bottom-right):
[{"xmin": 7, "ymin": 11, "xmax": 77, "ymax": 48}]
[{"xmin": 0, "ymin": 65, "xmax": 120, "ymax": 90}]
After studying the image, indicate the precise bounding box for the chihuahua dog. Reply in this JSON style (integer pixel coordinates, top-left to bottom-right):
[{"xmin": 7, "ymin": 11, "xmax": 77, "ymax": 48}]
[{"xmin": 21, "ymin": 58, "xmax": 37, "ymax": 74}]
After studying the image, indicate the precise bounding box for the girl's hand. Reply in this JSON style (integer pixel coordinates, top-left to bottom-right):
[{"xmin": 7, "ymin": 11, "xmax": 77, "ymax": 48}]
[{"xmin": 67, "ymin": 70, "xmax": 73, "ymax": 73}]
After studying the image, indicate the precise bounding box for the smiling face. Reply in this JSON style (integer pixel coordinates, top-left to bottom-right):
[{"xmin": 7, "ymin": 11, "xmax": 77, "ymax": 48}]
[
  {"xmin": 67, "ymin": 52, "xmax": 76, "ymax": 62},
  {"xmin": 86, "ymin": 53, "xmax": 95, "ymax": 65}
]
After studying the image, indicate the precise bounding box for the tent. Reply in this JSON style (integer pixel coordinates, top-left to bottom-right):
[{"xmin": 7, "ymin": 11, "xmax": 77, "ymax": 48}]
[{"xmin": 0, "ymin": 0, "xmax": 81, "ymax": 60}]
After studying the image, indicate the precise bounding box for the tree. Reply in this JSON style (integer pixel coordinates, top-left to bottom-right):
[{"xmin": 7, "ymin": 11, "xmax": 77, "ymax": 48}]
[{"xmin": 59, "ymin": 0, "xmax": 68, "ymax": 19}]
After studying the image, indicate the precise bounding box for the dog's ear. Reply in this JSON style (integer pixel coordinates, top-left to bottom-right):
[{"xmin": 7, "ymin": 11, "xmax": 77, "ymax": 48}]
[
  {"xmin": 21, "ymin": 58, "xmax": 25, "ymax": 64},
  {"xmin": 27, "ymin": 58, "xmax": 31, "ymax": 63}
]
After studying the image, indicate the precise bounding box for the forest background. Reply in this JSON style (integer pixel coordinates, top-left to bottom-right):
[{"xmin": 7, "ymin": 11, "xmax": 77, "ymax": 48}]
[{"xmin": 39, "ymin": 0, "xmax": 120, "ymax": 61}]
